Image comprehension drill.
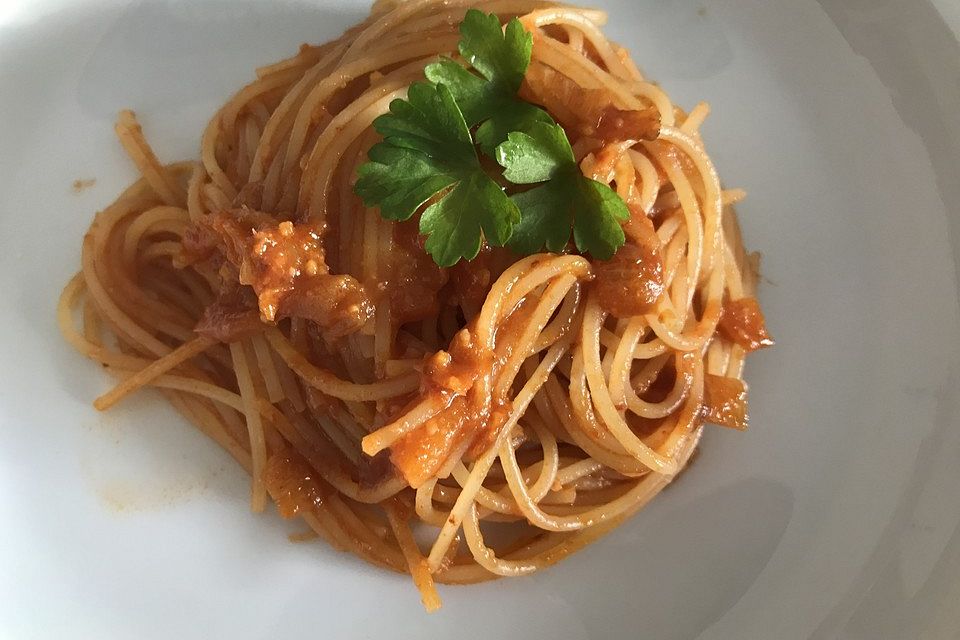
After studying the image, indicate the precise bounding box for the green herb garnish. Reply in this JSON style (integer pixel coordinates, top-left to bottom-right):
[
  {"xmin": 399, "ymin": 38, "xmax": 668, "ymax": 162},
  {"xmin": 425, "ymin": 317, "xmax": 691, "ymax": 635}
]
[
  {"xmin": 354, "ymin": 82, "xmax": 520, "ymax": 267},
  {"xmin": 496, "ymin": 122, "xmax": 629, "ymax": 260},
  {"xmin": 354, "ymin": 9, "xmax": 629, "ymax": 266},
  {"xmin": 424, "ymin": 10, "xmax": 553, "ymax": 155}
]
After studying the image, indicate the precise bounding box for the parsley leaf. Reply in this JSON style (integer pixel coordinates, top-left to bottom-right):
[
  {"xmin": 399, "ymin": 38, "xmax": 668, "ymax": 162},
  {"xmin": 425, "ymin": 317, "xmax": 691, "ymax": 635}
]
[
  {"xmin": 354, "ymin": 82, "xmax": 520, "ymax": 266},
  {"xmin": 370, "ymin": 81, "xmax": 475, "ymax": 165},
  {"xmin": 496, "ymin": 122, "xmax": 629, "ymax": 259},
  {"xmin": 424, "ymin": 10, "xmax": 553, "ymax": 155},
  {"xmin": 420, "ymin": 172, "xmax": 519, "ymax": 266},
  {"xmin": 507, "ymin": 184, "xmax": 572, "ymax": 254},
  {"xmin": 475, "ymin": 104, "xmax": 553, "ymax": 158},
  {"xmin": 457, "ymin": 9, "xmax": 530, "ymax": 93},
  {"xmin": 497, "ymin": 119, "xmax": 573, "ymax": 183},
  {"xmin": 356, "ymin": 10, "xmax": 633, "ymax": 267},
  {"xmin": 423, "ymin": 59, "xmax": 491, "ymax": 125}
]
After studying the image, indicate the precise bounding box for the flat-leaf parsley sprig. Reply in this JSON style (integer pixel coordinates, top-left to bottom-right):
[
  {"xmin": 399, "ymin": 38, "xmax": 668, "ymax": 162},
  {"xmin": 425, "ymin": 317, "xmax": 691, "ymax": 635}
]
[
  {"xmin": 354, "ymin": 9, "xmax": 631, "ymax": 266},
  {"xmin": 496, "ymin": 121, "xmax": 629, "ymax": 260},
  {"xmin": 354, "ymin": 82, "xmax": 520, "ymax": 267},
  {"xmin": 424, "ymin": 10, "xmax": 554, "ymax": 155}
]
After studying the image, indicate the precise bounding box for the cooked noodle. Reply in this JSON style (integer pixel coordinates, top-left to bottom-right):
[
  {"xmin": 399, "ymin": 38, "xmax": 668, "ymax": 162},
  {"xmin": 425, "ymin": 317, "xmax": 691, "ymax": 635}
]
[{"xmin": 59, "ymin": 0, "xmax": 770, "ymax": 611}]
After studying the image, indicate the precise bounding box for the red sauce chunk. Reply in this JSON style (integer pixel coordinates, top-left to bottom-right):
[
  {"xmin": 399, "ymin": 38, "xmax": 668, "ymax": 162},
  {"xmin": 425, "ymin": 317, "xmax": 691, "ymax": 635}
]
[
  {"xmin": 387, "ymin": 326, "xmax": 513, "ymax": 488},
  {"xmin": 594, "ymin": 105, "xmax": 661, "ymax": 143},
  {"xmin": 463, "ymin": 397, "xmax": 512, "ymax": 461},
  {"xmin": 357, "ymin": 449, "xmax": 398, "ymax": 491},
  {"xmin": 592, "ymin": 214, "xmax": 665, "ymax": 317},
  {"xmin": 249, "ymin": 221, "xmax": 372, "ymax": 337},
  {"xmin": 521, "ymin": 61, "xmax": 660, "ymax": 142},
  {"xmin": 247, "ymin": 220, "xmax": 327, "ymax": 321},
  {"xmin": 701, "ymin": 374, "xmax": 749, "ymax": 430},
  {"xmin": 448, "ymin": 245, "xmax": 495, "ymax": 313},
  {"xmin": 191, "ymin": 210, "xmax": 373, "ymax": 339},
  {"xmin": 179, "ymin": 208, "xmax": 272, "ymax": 269},
  {"xmin": 264, "ymin": 449, "xmax": 329, "ymax": 518},
  {"xmin": 390, "ymin": 392, "xmax": 474, "ymax": 488},
  {"xmin": 718, "ymin": 296, "xmax": 774, "ymax": 352},
  {"xmin": 389, "ymin": 387, "xmax": 512, "ymax": 489},
  {"xmin": 423, "ymin": 328, "xmax": 491, "ymax": 395},
  {"xmin": 194, "ymin": 280, "xmax": 262, "ymax": 343},
  {"xmin": 277, "ymin": 272, "xmax": 373, "ymax": 338},
  {"xmin": 384, "ymin": 221, "xmax": 448, "ymax": 325}
]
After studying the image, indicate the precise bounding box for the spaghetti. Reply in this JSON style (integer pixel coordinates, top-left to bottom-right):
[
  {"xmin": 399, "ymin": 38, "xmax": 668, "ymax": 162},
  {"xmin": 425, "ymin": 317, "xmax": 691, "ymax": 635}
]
[{"xmin": 59, "ymin": 0, "xmax": 772, "ymax": 611}]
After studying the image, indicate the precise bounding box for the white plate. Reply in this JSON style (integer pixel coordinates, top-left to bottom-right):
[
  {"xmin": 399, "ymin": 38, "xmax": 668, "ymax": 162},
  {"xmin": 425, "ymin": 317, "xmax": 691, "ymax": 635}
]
[{"xmin": 2, "ymin": 0, "xmax": 959, "ymax": 638}]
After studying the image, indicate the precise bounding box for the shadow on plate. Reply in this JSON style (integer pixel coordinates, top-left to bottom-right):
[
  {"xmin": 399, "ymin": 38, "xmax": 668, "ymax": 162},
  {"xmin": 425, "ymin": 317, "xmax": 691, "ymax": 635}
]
[
  {"xmin": 77, "ymin": 0, "xmax": 367, "ymax": 117},
  {"xmin": 533, "ymin": 476, "xmax": 795, "ymax": 640}
]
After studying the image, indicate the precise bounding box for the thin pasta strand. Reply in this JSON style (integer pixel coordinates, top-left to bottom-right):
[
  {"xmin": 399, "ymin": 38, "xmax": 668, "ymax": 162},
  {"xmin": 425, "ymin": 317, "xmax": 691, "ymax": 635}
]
[{"xmin": 57, "ymin": 0, "xmax": 768, "ymax": 610}]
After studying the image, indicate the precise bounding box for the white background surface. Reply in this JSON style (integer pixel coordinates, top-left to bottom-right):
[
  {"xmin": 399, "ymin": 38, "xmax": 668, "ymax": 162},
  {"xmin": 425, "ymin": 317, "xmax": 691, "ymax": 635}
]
[
  {"xmin": 1, "ymin": 1, "xmax": 959, "ymax": 638},
  {"xmin": 932, "ymin": 0, "xmax": 960, "ymax": 36}
]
